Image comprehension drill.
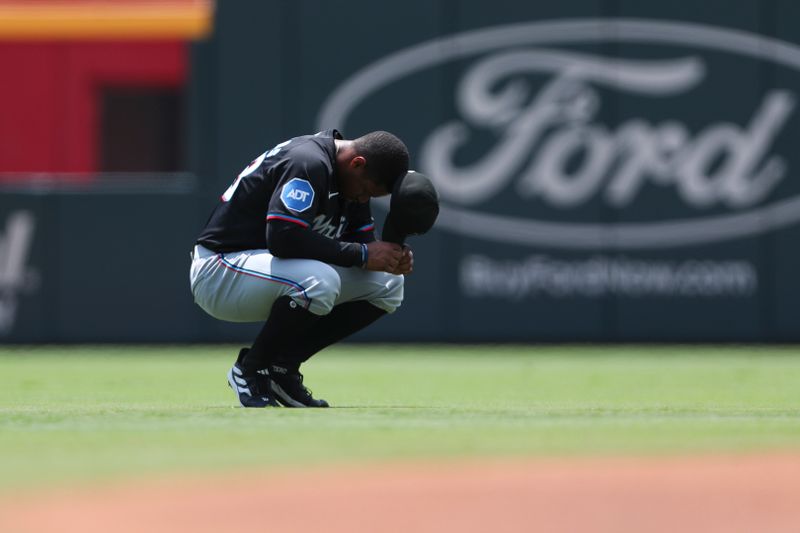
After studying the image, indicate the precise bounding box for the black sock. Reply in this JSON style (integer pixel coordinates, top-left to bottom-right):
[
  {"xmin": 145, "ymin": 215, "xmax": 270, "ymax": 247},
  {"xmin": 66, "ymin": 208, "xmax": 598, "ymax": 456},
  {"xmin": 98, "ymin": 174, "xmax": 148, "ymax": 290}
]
[
  {"xmin": 287, "ymin": 300, "xmax": 387, "ymax": 365},
  {"xmin": 241, "ymin": 296, "xmax": 321, "ymax": 372}
]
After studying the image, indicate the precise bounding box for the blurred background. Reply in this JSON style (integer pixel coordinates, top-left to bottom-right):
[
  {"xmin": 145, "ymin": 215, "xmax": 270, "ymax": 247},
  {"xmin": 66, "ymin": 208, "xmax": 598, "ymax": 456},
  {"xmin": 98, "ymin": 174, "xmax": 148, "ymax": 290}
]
[{"xmin": 2, "ymin": 0, "xmax": 800, "ymax": 344}]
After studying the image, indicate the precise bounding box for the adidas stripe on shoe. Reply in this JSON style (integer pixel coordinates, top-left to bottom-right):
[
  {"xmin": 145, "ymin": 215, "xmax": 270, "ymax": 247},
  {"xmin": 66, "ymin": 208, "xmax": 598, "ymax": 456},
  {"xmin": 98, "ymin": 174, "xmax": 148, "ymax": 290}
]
[{"xmin": 227, "ymin": 362, "xmax": 278, "ymax": 408}]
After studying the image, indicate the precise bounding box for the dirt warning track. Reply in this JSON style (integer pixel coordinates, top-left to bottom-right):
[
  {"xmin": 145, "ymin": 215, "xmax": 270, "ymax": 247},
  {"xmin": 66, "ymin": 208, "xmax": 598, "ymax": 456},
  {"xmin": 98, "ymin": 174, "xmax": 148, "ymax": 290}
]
[{"xmin": 1, "ymin": 453, "xmax": 799, "ymax": 533}]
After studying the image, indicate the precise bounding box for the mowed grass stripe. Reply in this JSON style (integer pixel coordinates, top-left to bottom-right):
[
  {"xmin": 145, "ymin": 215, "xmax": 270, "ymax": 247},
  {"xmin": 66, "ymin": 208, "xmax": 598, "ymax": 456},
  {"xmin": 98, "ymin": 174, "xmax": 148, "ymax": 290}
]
[{"xmin": 0, "ymin": 345, "xmax": 799, "ymax": 491}]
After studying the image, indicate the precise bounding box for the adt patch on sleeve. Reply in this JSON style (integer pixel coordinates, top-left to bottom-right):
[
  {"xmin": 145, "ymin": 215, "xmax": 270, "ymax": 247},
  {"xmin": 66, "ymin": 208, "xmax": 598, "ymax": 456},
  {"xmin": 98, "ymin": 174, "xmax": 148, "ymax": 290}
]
[{"xmin": 280, "ymin": 178, "xmax": 315, "ymax": 213}]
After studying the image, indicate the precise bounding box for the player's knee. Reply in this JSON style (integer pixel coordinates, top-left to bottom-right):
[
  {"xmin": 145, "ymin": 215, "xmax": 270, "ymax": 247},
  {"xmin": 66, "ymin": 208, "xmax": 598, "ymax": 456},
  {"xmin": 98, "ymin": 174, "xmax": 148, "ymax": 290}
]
[
  {"xmin": 370, "ymin": 273, "xmax": 404, "ymax": 313},
  {"xmin": 303, "ymin": 263, "xmax": 342, "ymax": 315}
]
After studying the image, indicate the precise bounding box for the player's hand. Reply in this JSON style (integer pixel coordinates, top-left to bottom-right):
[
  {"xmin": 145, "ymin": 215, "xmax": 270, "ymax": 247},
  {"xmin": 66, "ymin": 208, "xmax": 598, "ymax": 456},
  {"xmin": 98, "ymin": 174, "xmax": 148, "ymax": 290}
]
[
  {"xmin": 389, "ymin": 245, "xmax": 413, "ymax": 275},
  {"xmin": 365, "ymin": 241, "xmax": 403, "ymax": 272}
]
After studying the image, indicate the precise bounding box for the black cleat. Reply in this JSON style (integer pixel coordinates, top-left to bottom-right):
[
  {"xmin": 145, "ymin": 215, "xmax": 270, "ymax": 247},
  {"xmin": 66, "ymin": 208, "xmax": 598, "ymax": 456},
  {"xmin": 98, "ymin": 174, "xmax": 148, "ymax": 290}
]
[
  {"xmin": 227, "ymin": 349, "xmax": 279, "ymax": 408},
  {"xmin": 235, "ymin": 348, "xmax": 271, "ymax": 393},
  {"xmin": 268, "ymin": 364, "xmax": 329, "ymax": 408}
]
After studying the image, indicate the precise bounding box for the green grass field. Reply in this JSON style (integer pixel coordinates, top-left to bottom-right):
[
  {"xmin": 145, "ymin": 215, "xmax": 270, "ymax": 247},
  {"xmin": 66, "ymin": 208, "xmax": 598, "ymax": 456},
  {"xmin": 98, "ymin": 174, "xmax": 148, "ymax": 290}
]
[{"xmin": 1, "ymin": 345, "xmax": 800, "ymax": 493}]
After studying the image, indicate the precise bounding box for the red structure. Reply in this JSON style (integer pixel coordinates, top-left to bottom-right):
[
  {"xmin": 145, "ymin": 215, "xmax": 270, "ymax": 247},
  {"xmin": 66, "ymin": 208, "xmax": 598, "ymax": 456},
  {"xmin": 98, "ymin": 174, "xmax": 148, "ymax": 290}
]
[
  {"xmin": 0, "ymin": 1, "xmax": 211, "ymax": 178},
  {"xmin": 0, "ymin": 41, "xmax": 186, "ymax": 177}
]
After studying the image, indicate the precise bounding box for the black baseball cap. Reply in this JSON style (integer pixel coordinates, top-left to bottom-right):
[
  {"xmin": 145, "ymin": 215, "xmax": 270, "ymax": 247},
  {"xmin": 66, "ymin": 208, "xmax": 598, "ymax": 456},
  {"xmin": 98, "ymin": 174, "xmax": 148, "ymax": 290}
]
[{"xmin": 382, "ymin": 170, "xmax": 439, "ymax": 245}]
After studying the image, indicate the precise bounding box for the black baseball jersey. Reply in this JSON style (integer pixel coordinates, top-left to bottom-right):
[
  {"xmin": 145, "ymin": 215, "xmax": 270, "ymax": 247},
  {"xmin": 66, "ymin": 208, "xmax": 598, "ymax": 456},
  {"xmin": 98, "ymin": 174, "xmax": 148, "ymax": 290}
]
[{"xmin": 196, "ymin": 130, "xmax": 375, "ymax": 264}]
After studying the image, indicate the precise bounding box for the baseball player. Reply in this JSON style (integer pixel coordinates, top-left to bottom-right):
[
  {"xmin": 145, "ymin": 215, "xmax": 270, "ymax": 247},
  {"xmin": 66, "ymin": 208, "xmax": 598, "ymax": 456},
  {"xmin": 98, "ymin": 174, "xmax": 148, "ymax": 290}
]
[{"xmin": 190, "ymin": 130, "xmax": 421, "ymax": 408}]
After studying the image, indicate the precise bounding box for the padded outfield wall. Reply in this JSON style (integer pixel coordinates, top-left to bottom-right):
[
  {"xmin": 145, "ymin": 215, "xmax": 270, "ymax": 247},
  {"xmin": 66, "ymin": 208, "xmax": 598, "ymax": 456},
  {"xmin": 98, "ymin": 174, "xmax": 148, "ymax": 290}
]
[{"xmin": 4, "ymin": 0, "xmax": 800, "ymax": 342}]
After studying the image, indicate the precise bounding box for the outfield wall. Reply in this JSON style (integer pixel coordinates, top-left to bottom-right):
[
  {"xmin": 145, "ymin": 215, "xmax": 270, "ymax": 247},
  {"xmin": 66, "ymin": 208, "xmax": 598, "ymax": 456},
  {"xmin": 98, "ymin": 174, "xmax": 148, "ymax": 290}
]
[{"xmin": 4, "ymin": 0, "xmax": 800, "ymax": 342}]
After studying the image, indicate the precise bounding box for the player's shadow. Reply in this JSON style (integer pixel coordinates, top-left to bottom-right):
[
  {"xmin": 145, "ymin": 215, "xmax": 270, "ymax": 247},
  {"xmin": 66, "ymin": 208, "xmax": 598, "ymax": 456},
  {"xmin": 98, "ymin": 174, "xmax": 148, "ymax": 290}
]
[
  {"xmin": 213, "ymin": 404, "xmax": 441, "ymax": 410},
  {"xmin": 328, "ymin": 405, "xmax": 440, "ymax": 409}
]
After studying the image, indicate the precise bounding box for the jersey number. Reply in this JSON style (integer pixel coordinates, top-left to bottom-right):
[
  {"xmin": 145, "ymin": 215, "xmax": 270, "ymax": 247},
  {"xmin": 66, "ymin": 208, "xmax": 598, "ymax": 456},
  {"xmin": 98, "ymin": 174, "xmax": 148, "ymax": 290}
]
[{"xmin": 221, "ymin": 140, "xmax": 291, "ymax": 202}]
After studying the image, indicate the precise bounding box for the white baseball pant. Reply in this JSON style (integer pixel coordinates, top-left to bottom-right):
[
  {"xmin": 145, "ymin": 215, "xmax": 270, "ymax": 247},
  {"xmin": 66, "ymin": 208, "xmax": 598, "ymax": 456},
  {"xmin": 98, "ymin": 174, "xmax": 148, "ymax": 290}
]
[{"xmin": 189, "ymin": 244, "xmax": 404, "ymax": 321}]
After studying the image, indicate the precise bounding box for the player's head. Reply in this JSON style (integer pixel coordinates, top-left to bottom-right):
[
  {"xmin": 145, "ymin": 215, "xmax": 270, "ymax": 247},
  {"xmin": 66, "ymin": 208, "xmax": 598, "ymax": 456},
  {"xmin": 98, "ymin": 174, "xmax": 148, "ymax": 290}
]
[
  {"xmin": 354, "ymin": 131, "xmax": 409, "ymax": 190},
  {"xmin": 337, "ymin": 131, "xmax": 409, "ymax": 203}
]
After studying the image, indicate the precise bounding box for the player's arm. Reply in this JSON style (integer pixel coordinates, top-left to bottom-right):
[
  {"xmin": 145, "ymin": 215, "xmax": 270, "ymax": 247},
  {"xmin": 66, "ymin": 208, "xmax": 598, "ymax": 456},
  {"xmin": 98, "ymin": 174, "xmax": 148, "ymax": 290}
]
[
  {"xmin": 337, "ymin": 200, "xmax": 406, "ymax": 272},
  {"xmin": 266, "ymin": 162, "xmax": 400, "ymax": 271},
  {"xmin": 267, "ymin": 220, "xmax": 365, "ymax": 267},
  {"xmin": 269, "ymin": 222, "xmax": 402, "ymax": 272}
]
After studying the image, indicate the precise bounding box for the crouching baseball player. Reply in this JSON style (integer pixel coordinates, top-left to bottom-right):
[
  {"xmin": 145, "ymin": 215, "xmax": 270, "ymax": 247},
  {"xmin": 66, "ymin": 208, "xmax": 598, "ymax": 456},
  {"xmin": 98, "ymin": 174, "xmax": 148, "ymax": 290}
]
[{"xmin": 190, "ymin": 129, "xmax": 437, "ymax": 408}]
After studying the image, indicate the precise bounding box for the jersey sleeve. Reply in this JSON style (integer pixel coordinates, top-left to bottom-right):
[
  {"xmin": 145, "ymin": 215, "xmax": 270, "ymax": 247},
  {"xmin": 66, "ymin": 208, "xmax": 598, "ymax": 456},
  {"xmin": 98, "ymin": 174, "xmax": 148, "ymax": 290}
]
[
  {"xmin": 267, "ymin": 221, "xmax": 366, "ymax": 267},
  {"xmin": 340, "ymin": 201, "xmax": 377, "ymax": 244},
  {"xmin": 266, "ymin": 156, "xmax": 329, "ymax": 228}
]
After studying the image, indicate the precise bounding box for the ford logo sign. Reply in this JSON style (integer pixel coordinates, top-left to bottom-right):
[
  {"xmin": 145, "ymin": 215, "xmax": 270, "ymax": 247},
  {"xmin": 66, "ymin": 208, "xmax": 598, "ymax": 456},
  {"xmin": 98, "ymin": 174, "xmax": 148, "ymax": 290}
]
[{"xmin": 318, "ymin": 19, "xmax": 800, "ymax": 249}]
